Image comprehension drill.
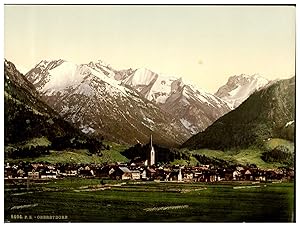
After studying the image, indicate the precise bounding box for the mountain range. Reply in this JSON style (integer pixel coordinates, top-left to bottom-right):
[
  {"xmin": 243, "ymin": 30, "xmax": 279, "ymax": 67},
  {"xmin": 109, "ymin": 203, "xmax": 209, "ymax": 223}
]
[
  {"xmin": 6, "ymin": 58, "xmax": 283, "ymax": 150},
  {"xmin": 24, "ymin": 59, "xmax": 236, "ymax": 146},
  {"xmin": 25, "ymin": 60, "xmax": 190, "ymax": 147}
]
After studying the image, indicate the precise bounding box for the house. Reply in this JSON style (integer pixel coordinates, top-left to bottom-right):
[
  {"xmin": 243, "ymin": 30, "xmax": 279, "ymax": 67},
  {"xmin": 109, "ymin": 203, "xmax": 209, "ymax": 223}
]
[
  {"xmin": 167, "ymin": 169, "xmax": 183, "ymax": 182},
  {"xmin": 131, "ymin": 170, "xmax": 141, "ymax": 180},
  {"xmin": 199, "ymin": 170, "xmax": 217, "ymax": 182},
  {"xmin": 287, "ymin": 169, "xmax": 295, "ymax": 180},
  {"xmin": 28, "ymin": 171, "xmax": 40, "ymax": 179},
  {"xmin": 94, "ymin": 165, "xmax": 114, "ymax": 178},
  {"xmin": 4, "ymin": 163, "xmax": 13, "ymax": 179},
  {"xmin": 17, "ymin": 169, "xmax": 26, "ymax": 178},
  {"xmin": 233, "ymin": 170, "xmax": 242, "ymax": 181},
  {"xmin": 182, "ymin": 169, "xmax": 194, "ymax": 182},
  {"xmin": 111, "ymin": 166, "xmax": 132, "ymax": 180},
  {"xmin": 40, "ymin": 166, "xmax": 58, "ymax": 179},
  {"xmin": 140, "ymin": 168, "xmax": 147, "ymax": 180},
  {"xmin": 64, "ymin": 165, "xmax": 78, "ymax": 176},
  {"xmin": 193, "ymin": 169, "xmax": 204, "ymax": 182},
  {"xmin": 224, "ymin": 169, "xmax": 233, "ymax": 181},
  {"xmin": 78, "ymin": 166, "xmax": 94, "ymax": 178},
  {"xmin": 236, "ymin": 166, "xmax": 244, "ymax": 172},
  {"xmin": 244, "ymin": 169, "xmax": 253, "ymax": 181},
  {"xmin": 146, "ymin": 167, "xmax": 156, "ymax": 180},
  {"xmin": 155, "ymin": 168, "xmax": 170, "ymax": 181},
  {"xmin": 265, "ymin": 170, "xmax": 277, "ymax": 181},
  {"xmin": 208, "ymin": 170, "xmax": 218, "ymax": 182},
  {"xmin": 254, "ymin": 170, "xmax": 266, "ymax": 182}
]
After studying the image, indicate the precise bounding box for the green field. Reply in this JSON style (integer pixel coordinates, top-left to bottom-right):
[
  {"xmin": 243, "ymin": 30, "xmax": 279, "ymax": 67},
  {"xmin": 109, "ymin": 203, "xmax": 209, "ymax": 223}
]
[
  {"xmin": 6, "ymin": 142, "xmax": 129, "ymax": 164},
  {"xmin": 188, "ymin": 138, "xmax": 294, "ymax": 169},
  {"xmin": 4, "ymin": 179, "xmax": 294, "ymax": 222}
]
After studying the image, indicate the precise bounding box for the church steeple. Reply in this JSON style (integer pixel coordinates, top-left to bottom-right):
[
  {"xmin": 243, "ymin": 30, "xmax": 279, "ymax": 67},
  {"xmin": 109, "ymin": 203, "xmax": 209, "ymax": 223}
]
[{"xmin": 150, "ymin": 134, "xmax": 155, "ymax": 166}]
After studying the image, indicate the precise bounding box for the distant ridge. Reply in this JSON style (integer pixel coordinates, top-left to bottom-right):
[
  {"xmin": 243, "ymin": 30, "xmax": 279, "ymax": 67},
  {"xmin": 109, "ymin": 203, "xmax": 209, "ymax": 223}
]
[{"xmin": 182, "ymin": 77, "xmax": 295, "ymax": 150}]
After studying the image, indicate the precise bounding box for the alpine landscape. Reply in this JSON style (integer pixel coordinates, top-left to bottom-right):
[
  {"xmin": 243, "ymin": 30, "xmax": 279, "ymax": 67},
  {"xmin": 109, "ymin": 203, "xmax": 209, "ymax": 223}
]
[{"xmin": 4, "ymin": 5, "xmax": 295, "ymax": 223}]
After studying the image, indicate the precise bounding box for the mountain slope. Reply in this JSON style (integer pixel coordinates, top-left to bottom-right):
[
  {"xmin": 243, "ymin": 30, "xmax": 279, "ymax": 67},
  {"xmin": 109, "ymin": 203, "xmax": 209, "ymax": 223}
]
[
  {"xmin": 64, "ymin": 61, "xmax": 231, "ymax": 134},
  {"xmin": 182, "ymin": 77, "xmax": 295, "ymax": 150},
  {"xmin": 26, "ymin": 60, "xmax": 191, "ymax": 147},
  {"xmin": 215, "ymin": 74, "xmax": 270, "ymax": 109},
  {"xmin": 119, "ymin": 68, "xmax": 231, "ymax": 134},
  {"xmin": 4, "ymin": 59, "xmax": 104, "ymax": 158}
]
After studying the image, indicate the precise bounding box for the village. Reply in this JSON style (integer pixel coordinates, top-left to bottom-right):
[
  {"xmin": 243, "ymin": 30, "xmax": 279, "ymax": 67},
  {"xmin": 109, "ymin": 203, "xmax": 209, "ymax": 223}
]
[
  {"xmin": 4, "ymin": 160, "xmax": 295, "ymax": 183},
  {"xmin": 4, "ymin": 136, "xmax": 294, "ymax": 183}
]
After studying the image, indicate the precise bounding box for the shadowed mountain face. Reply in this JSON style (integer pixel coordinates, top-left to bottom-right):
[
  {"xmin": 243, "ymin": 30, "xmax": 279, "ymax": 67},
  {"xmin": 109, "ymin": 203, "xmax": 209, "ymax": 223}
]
[
  {"xmin": 182, "ymin": 77, "xmax": 295, "ymax": 150},
  {"xmin": 4, "ymin": 60, "xmax": 104, "ymax": 156}
]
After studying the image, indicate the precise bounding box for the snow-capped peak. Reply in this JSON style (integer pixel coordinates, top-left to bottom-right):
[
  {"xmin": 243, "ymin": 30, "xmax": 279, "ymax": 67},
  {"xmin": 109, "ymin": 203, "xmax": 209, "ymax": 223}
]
[
  {"xmin": 42, "ymin": 61, "xmax": 79, "ymax": 91},
  {"xmin": 123, "ymin": 67, "xmax": 157, "ymax": 86},
  {"xmin": 27, "ymin": 60, "xmax": 130, "ymax": 98},
  {"xmin": 215, "ymin": 73, "xmax": 270, "ymax": 109}
]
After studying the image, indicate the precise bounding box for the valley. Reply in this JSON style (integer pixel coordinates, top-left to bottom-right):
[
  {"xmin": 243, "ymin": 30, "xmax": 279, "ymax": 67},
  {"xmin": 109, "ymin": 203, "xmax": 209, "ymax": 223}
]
[
  {"xmin": 4, "ymin": 59, "xmax": 295, "ymax": 223},
  {"xmin": 4, "ymin": 59, "xmax": 295, "ymax": 170}
]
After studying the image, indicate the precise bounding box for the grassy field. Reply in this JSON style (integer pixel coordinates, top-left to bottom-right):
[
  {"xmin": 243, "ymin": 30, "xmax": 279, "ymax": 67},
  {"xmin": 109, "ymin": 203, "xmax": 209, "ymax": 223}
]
[
  {"xmin": 4, "ymin": 178, "xmax": 294, "ymax": 222},
  {"xmin": 6, "ymin": 142, "xmax": 129, "ymax": 164},
  {"xmin": 188, "ymin": 138, "xmax": 294, "ymax": 169},
  {"xmin": 189, "ymin": 148, "xmax": 278, "ymax": 168}
]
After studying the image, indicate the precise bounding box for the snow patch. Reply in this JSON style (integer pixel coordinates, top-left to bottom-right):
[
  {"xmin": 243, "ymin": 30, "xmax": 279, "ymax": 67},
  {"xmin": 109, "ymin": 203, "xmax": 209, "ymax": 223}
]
[
  {"xmin": 60, "ymin": 106, "xmax": 70, "ymax": 115},
  {"xmin": 76, "ymin": 83, "xmax": 94, "ymax": 96},
  {"xmin": 180, "ymin": 118, "xmax": 197, "ymax": 134},
  {"xmin": 155, "ymin": 95, "xmax": 169, "ymax": 104},
  {"xmin": 285, "ymin": 120, "xmax": 294, "ymax": 127},
  {"xmin": 81, "ymin": 125, "xmax": 95, "ymax": 134},
  {"xmin": 43, "ymin": 61, "xmax": 79, "ymax": 91},
  {"xmin": 144, "ymin": 117, "xmax": 154, "ymax": 125},
  {"xmin": 221, "ymin": 74, "xmax": 269, "ymax": 109},
  {"xmin": 39, "ymin": 61, "xmax": 130, "ymax": 98},
  {"xmin": 125, "ymin": 68, "xmax": 157, "ymax": 86},
  {"xmin": 180, "ymin": 118, "xmax": 191, "ymax": 128},
  {"xmin": 141, "ymin": 122, "xmax": 154, "ymax": 130}
]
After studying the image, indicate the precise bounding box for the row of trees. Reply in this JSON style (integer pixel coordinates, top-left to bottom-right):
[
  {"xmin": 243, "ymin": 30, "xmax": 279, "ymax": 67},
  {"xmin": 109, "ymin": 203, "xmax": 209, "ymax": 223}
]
[
  {"xmin": 262, "ymin": 145, "xmax": 294, "ymax": 166},
  {"xmin": 6, "ymin": 134, "xmax": 108, "ymax": 159},
  {"xmin": 7, "ymin": 146, "xmax": 50, "ymax": 159},
  {"xmin": 122, "ymin": 143, "xmax": 190, "ymax": 163}
]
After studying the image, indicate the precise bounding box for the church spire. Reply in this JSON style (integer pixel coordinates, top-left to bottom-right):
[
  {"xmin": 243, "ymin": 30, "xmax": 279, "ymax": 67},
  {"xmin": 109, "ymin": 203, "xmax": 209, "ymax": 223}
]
[{"xmin": 150, "ymin": 134, "xmax": 155, "ymax": 166}]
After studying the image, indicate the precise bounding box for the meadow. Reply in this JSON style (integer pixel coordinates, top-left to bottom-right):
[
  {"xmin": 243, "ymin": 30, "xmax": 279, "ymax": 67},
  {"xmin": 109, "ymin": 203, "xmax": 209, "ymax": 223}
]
[{"xmin": 4, "ymin": 178, "xmax": 294, "ymax": 222}]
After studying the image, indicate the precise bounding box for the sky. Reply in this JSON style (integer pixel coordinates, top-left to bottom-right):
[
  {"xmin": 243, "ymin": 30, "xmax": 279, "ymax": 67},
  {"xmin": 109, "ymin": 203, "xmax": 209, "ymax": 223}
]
[{"xmin": 4, "ymin": 5, "xmax": 295, "ymax": 93}]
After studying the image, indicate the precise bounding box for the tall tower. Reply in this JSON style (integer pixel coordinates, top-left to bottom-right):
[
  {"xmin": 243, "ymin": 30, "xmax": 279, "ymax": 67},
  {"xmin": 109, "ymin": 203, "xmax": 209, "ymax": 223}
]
[{"xmin": 150, "ymin": 135, "xmax": 155, "ymax": 166}]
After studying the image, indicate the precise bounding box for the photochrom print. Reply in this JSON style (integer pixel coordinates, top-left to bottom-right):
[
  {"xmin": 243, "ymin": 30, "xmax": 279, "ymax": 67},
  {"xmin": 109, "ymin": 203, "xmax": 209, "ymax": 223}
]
[{"xmin": 4, "ymin": 4, "xmax": 295, "ymax": 222}]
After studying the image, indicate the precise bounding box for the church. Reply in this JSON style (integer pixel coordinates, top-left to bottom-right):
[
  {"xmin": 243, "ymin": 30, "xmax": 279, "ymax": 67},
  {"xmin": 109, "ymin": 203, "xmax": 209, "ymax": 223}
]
[{"xmin": 145, "ymin": 135, "xmax": 155, "ymax": 166}]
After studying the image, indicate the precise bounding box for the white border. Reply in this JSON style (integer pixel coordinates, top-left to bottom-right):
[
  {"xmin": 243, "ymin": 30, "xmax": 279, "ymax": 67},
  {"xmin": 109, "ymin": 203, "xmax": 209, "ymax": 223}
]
[
  {"xmin": 1, "ymin": 1, "xmax": 298, "ymax": 225},
  {"xmin": 2, "ymin": 0, "xmax": 298, "ymax": 5}
]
